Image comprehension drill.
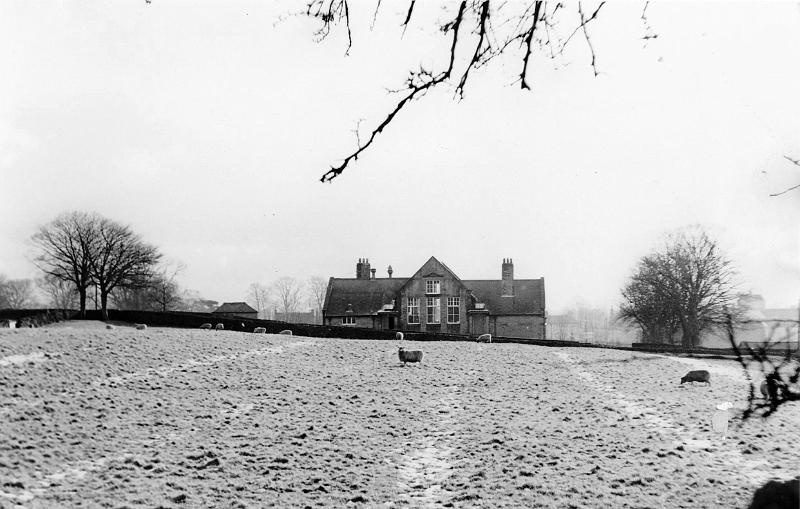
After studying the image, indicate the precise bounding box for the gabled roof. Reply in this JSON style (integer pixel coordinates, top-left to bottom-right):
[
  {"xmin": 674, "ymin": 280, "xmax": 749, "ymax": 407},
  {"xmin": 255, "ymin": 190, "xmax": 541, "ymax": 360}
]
[
  {"xmin": 212, "ymin": 302, "xmax": 258, "ymax": 314},
  {"xmin": 399, "ymin": 256, "xmax": 464, "ymax": 293},
  {"xmin": 324, "ymin": 278, "xmax": 408, "ymax": 316},
  {"xmin": 464, "ymin": 279, "xmax": 545, "ymax": 315}
]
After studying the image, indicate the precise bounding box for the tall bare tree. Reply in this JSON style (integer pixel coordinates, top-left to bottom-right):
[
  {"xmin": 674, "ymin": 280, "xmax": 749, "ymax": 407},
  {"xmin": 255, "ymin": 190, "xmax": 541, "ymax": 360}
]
[
  {"xmin": 31, "ymin": 211, "xmax": 99, "ymax": 318},
  {"xmin": 619, "ymin": 227, "xmax": 737, "ymax": 347},
  {"xmin": 90, "ymin": 217, "xmax": 161, "ymax": 321},
  {"xmin": 0, "ymin": 277, "xmax": 36, "ymax": 309},
  {"xmin": 246, "ymin": 282, "xmax": 271, "ymax": 319},
  {"xmin": 147, "ymin": 261, "xmax": 186, "ymax": 312},
  {"xmin": 272, "ymin": 277, "xmax": 303, "ymax": 322},
  {"xmin": 37, "ymin": 275, "xmax": 79, "ymax": 309},
  {"xmin": 307, "ymin": 276, "xmax": 328, "ymax": 324}
]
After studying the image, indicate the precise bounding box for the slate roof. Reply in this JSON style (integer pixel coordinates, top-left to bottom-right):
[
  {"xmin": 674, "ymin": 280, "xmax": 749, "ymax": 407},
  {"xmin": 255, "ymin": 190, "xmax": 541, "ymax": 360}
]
[
  {"xmin": 212, "ymin": 302, "xmax": 258, "ymax": 314},
  {"xmin": 464, "ymin": 279, "xmax": 545, "ymax": 315},
  {"xmin": 323, "ymin": 278, "xmax": 408, "ymax": 316}
]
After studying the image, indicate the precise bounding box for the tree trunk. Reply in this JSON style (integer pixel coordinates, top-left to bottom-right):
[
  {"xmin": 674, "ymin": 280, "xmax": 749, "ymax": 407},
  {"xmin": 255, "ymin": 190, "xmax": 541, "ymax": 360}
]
[
  {"xmin": 681, "ymin": 317, "xmax": 699, "ymax": 348},
  {"xmin": 100, "ymin": 291, "xmax": 109, "ymax": 322},
  {"xmin": 78, "ymin": 288, "xmax": 87, "ymax": 318}
]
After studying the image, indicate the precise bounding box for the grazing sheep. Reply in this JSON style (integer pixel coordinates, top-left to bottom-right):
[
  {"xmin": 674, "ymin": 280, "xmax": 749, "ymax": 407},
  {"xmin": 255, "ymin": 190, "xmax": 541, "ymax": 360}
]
[
  {"xmin": 477, "ymin": 333, "xmax": 492, "ymax": 343},
  {"xmin": 135, "ymin": 324, "xmax": 147, "ymax": 331},
  {"xmin": 680, "ymin": 370, "xmax": 711, "ymax": 386},
  {"xmin": 199, "ymin": 323, "xmax": 212, "ymax": 330},
  {"xmin": 396, "ymin": 331, "xmax": 404, "ymax": 341},
  {"xmin": 760, "ymin": 380, "xmax": 771, "ymax": 400},
  {"xmin": 106, "ymin": 324, "xmax": 115, "ymax": 330},
  {"xmin": 747, "ymin": 477, "xmax": 799, "ymax": 509},
  {"xmin": 214, "ymin": 323, "xmax": 224, "ymax": 331},
  {"xmin": 279, "ymin": 330, "xmax": 292, "ymax": 335},
  {"xmin": 398, "ymin": 347, "xmax": 423, "ymax": 366},
  {"xmin": 253, "ymin": 327, "xmax": 267, "ymax": 333}
]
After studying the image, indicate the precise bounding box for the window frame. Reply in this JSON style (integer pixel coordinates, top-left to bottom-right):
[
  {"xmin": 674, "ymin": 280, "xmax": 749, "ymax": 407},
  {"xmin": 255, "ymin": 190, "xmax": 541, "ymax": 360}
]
[
  {"xmin": 426, "ymin": 296, "xmax": 441, "ymax": 324},
  {"xmin": 407, "ymin": 297, "xmax": 420, "ymax": 325},
  {"xmin": 447, "ymin": 296, "xmax": 460, "ymax": 324},
  {"xmin": 425, "ymin": 280, "xmax": 441, "ymax": 295},
  {"xmin": 341, "ymin": 316, "xmax": 356, "ymax": 326}
]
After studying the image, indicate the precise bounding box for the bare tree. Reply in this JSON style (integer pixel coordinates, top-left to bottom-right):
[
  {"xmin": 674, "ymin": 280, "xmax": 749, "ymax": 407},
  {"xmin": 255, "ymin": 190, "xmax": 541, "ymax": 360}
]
[
  {"xmin": 619, "ymin": 227, "xmax": 737, "ymax": 347},
  {"xmin": 247, "ymin": 282, "xmax": 271, "ymax": 319},
  {"xmin": 180, "ymin": 290, "xmax": 219, "ymax": 313},
  {"xmin": 90, "ymin": 217, "xmax": 161, "ymax": 321},
  {"xmin": 37, "ymin": 275, "xmax": 79, "ymax": 309},
  {"xmin": 301, "ymin": 1, "xmax": 618, "ymax": 182},
  {"xmin": 0, "ymin": 277, "xmax": 36, "ymax": 309},
  {"xmin": 147, "ymin": 261, "xmax": 186, "ymax": 312},
  {"xmin": 272, "ymin": 277, "xmax": 303, "ymax": 322},
  {"xmin": 727, "ymin": 316, "xmax": 799, "ymax": 420},
  {"xmin": 307, "ymin": 276, "xmax": 328, "ymax": 324},
  {"xmin": 31, "ymin": 211, "xmax": 99, "ymax": 318}
]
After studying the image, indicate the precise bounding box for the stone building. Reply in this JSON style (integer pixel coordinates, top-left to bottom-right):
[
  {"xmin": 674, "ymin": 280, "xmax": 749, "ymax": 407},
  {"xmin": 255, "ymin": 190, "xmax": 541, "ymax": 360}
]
[
  {"xmin": 211, "ymin": 302, "xmax": 258, "ymax": 320},
  {"xmin": 323, "ymin": 256, "xmax": 546, "ymax": 339}
]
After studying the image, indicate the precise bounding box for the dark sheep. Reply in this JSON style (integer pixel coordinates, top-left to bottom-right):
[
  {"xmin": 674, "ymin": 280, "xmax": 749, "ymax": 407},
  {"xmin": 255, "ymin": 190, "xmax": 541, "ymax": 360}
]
[
  {"xmin": 747, "ymin": 477, "xmax": 799, "ymax": 509},
  {"xmin": 680, "ymin": 370, "xmax": 711, "ymax": 386},
  {"xmin": 398, "ymin": 347, "xmax": 423, "ymax": 366}
]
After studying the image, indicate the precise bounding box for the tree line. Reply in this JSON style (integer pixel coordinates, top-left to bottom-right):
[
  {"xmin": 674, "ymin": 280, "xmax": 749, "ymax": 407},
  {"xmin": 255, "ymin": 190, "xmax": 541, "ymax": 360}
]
[{"xmin": 246, "ymin": 276, "xmax": 328, "ymax": 324}]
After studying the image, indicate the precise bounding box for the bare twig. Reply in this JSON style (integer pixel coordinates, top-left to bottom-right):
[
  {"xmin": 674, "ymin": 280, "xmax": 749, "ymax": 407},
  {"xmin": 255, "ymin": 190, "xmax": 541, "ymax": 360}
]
[
  {"xmin": 320, "ymin": 1, "xmax": 467, "ymax": 183},
  {"xmin": 520, "ymin": 1, "xmax": 543, "ymax": 90},
  {"xmin": 456, "ymin": 1, "xmax": 491, "ymax": 99},
  {"xmin": 401, "ymin": 0, "xmax": 416, "ymax": 35},
  {"xmin": 769, "ymin": 155, "xmax": 800, "ymax": 196}
]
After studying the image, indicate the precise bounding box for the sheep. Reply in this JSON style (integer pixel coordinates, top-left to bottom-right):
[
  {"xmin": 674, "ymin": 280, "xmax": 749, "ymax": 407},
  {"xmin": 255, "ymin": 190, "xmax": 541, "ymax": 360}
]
[
  {"xmin": 398, "ymin": 347, "xmax": 423, "ymax": 366},
  {"xmin": 214, "ymin": 323, "xmax": 224, "ymax": 331},
  {"xmin": 135, "ymin": 324, "xmax": 147, "ymax": 331},
  {"xmin": 199, "ymin": 323, "xmax": 212, "ymax": 330},
  {"xmin": 680, "ymin": 369, "xmax": 710, "ymax": 386},
  {"xmin": 477, "ymin": 333, "xmax": 492, "ymax": 343},
  {"xmin": 0, "ymin": 320, "xmax": 11, "ymax": 328},
  {"xmin": 253, "ymin": 327, "xmax": 267, "ymax": 334},
  {"xmin": 105, "ymin": 324, "xmax": 115, "ymax": 330},
  {"xmin": 746, "ymin": 477, "xmax": 799, "ymax": 509},
  {"xmin": 279, "ymin": 330, "xmax": 293, "ymax": 335},
  {"xmin": 395, "ymin": 331, "xmax": 404, "ymax": 341}
]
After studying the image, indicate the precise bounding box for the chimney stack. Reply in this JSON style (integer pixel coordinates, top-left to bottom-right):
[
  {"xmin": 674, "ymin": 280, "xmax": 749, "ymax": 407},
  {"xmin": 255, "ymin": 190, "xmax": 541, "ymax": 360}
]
[
  {"xmin": 370, "ymin": 268, "xmax": 376, "ymax": 280},
  {"xmin": 387, "ymin": 265, "xmax": 393, "ymax": 278},
  {"xmin": 501, "ymin": 258, "xmax": 514, "ymax": 296}
]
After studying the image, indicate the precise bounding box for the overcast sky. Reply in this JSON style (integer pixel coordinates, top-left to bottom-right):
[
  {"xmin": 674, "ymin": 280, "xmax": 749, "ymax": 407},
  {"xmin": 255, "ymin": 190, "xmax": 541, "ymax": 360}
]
[{"xmin": 1, "ymin": 1, "xmax": 799, "ymax": 313}]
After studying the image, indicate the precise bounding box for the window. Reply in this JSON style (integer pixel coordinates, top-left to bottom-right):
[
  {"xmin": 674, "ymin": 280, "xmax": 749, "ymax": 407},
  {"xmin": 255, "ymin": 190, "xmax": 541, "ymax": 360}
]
[
  {"xmin": 426, "ymin": 280, "xmax": 441, "ymax": 294},
  {"xmin": 447, "ymin": 297, "xmax": 460, "ymax": 324},
  {"xmin": 426, "ymin": 297, "xmax": 441, "ymax": 324},
  {"xmin": 342, "ymin": 316, "xmax": 356, "ymax": 325},
  {"xmin": 407, "ymin": 297, "xmax": 420, "ymax": 324}
]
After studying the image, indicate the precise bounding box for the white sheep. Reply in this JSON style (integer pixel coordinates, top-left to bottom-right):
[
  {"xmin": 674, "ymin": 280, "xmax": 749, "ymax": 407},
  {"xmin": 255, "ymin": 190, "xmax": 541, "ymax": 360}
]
[
  {"xmin": 214, "ymin": 323, "xmax": 224, "ymax": 331},
  {"xmin": 253, "ymin": 327, "xmax": 267, "ymax": 333},
  {"xmin": 199, "ymin": 323, "xmax": 212, "ymax": 330},
  {"xmin": 398, "ymin": 347, "xmax": 423, "ymax": 366},
  {"xmin": 279, "ymin": 330, "xmax": 292, "ymax": 335},
  {"xmin": 477, "ymin": 333, "xmax": 492, "ymax": 343},
  {"xmin": 395, "ymin": 331, "xmax": 404, "ymax": 341},
  {"xmin": 135, "ymin": 324, "xmax": 147, "ymax": 331}
]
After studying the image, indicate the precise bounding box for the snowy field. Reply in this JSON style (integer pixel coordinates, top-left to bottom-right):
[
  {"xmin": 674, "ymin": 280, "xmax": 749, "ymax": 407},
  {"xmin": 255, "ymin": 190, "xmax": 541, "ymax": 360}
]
[{"xmin": 0, "ymin": 322, "xmax": 798, "ymax": 508}]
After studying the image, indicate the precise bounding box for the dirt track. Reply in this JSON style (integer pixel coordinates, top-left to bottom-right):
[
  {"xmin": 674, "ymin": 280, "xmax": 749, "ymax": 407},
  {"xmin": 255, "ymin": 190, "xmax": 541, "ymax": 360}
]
[{"xmin": 0, "ymin": 323, "xmax": 797, "ymax": 508}]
